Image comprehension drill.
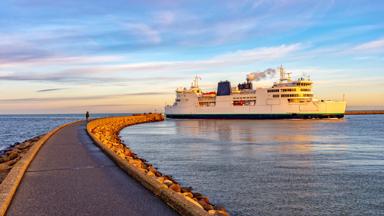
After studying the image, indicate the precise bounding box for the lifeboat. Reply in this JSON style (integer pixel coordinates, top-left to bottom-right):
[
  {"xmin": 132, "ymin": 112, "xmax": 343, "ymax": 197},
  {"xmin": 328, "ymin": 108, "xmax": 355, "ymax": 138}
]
[{"xmin": 202, "ymin": 91, "xmax": 216, "ymax": 96}]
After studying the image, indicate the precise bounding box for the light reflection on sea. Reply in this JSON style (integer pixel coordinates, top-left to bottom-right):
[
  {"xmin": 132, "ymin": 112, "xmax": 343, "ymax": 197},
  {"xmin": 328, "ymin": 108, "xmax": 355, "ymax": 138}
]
[{"xmin": 120, "ymin": 115, "xmax": 384, "ymax": 216}]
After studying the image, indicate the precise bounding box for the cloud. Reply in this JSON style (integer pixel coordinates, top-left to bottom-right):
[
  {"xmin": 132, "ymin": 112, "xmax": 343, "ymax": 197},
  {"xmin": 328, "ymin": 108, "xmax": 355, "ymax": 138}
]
[
  {"xmin": 153, "ymin": 11, "xmax": 176, "ymax": 26},
  {"xmin": 0, "ymin": 71, "xmax": 184, "ymax": 85},
  {"xmin": 0, "ymin": 92, "xmax": 172, "ymax": 103},
  {"xmin": 37, "ymin": 88, "xmax": 67, "ymax": 92},
  {"xmin": 0, "ymin": 54, "xmax": 124, "ymax": 67},
  {"xmin": 211, "ymin": 44, "xmax": 301, "ymax": 63},
  {"xmin": 80, "ymin": 43, "xmax": 301, "ymax": 73},
  {"xmin": 0, "ymin": 44, "xmax": 52, "ymax": 64},
  {"xmin": 0, "ymin": 43, "xmax": 301, "ymax": 83},
  {"xmin": 352, "ymin": 38, "xmax": 384, "ymax": 53},
  {"xmin": 124, "ymin": 23, "xmax": 161, "ymax": 44}
]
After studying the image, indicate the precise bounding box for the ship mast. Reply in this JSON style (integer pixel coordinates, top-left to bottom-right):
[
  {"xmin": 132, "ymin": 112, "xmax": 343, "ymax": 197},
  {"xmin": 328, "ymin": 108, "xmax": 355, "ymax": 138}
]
[
  {"xmin": 279, "ymin": 65, "xmax": 291, "ymax": 82},
  {"xmin": 191, "ymin": 75, "xmax": 201, "ymax": 88}
]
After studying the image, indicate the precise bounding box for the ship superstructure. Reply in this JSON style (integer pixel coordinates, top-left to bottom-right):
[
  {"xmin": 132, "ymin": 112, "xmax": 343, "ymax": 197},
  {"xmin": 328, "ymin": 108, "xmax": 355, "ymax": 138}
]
[{"xmin": 165, "ymin": 66, "xmax": 346, "ymax": 119}]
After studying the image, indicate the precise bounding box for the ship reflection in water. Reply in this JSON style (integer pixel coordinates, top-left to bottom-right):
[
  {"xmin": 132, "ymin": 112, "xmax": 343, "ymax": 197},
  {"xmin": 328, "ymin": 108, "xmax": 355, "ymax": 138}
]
[{"xmin": 120, "ymin": 115, "xmax": 384, "ymax": 216}]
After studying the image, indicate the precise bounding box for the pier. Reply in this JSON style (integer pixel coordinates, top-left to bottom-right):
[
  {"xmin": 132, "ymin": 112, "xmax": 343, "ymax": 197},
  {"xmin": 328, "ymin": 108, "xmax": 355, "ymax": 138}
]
[
  {"xmin": 345, "ymin": 110, "xmax": 384, "ymax": 115},
  {"xmin": 4, "ymin": 121, "xmax": 178, "ymax": 216}
]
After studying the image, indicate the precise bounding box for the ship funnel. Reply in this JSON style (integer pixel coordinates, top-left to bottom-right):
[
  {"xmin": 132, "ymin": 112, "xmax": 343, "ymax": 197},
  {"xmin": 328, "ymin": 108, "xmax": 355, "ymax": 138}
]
[
  {"xmin": 217, "ymin": 81, "xmax": 231, "ymax": 96},
  {"xmin": 246, "ymin": 68, "xmax": 276, "ymax": 82}
]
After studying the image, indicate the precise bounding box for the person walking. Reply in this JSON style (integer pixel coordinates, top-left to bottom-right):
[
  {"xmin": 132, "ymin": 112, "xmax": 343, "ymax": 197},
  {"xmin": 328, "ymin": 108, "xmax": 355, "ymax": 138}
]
[{"xmin": 85, "ymin": 111, "xmax": 90, "ymax": 121}]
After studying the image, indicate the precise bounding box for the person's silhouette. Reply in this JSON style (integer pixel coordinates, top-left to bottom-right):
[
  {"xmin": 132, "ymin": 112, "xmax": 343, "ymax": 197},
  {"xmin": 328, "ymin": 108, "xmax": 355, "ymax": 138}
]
[{"xmin": 85, "ymin": 111, "xmax": 90, "ymax": 121}]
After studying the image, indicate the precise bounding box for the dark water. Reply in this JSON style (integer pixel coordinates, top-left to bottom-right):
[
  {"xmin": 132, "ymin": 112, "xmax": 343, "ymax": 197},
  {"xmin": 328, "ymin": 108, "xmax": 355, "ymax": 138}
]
[
  {"xmin": 0, "ymin": 113, "xmax": 130, "ymax": 151},
  {"xmin": 120, "ymin": 115, "xmax": 384, "ymax": 216}
]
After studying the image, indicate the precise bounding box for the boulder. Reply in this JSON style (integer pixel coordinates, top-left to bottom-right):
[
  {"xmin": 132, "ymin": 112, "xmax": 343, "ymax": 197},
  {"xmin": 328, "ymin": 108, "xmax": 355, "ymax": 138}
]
[
  {"xmin": 0, "ymin": 163, "xmax": 10, "ymax": 171},
  {"xmin": 182, "ymin": 192, "xmax": 193, "ymax": 198},
  {"xmin": 169, "ymin": 183, "xmax": 181, "ymax": 193},
  {"xmin": 124, "ymin": 149, "xmax": 133, "ymax": 157},
  {"xmin": 16, "ymin": 142, "xmax": 32, "ymax": 150},
  {"xmin": 192, "ymin": 192, "xmax": 204, "ymax": 199},
  {"xmin": 156, "ymin": 176, "xmax": 166, "ymax": 184},
  {"xmin": 181, "ymin": 186, "xmax": 193, "ymax": 193},
  {"xmin": 0, "ymin": 156, "xmax": 8, "ymax": 163},
  {"xmin": 184, "ymin": 196, "xmax": 204, "ymax": 209},
  {"xmin": 6, "ymin": 151, "xmax": 19, "ymax": 161},
  {"xmin": 198, "ymin": 199, "xmax": 214, "ymax": 211},
  {"xmin": 146, "ymin": 171, "xmax": 155, "ymax": 177},
  {"xmin": 163, "ymin": 179, "xmax": 173, "ymax": 187},
  {"xmin": 6, "ymin": 157, "xmax": 20, "ymax": 166}
]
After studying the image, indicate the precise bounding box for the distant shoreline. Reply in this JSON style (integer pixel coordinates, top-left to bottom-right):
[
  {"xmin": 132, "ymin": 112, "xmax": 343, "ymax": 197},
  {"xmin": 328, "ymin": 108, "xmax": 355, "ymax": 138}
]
[
  {"xmin": 345, "ymin": 110, "xmax": 384, "ymax": 115},
  {"xmin": 0, "ymin": 111, "xmax": 383, "ymax": 117}
]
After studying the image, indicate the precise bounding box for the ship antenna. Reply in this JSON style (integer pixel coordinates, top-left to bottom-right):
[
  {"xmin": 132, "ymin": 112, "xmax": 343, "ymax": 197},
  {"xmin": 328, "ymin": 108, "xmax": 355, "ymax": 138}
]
[
  {"xmin": 279, "ymin": 65, "xmax": 285, "ymax": 82},
  {"xmin": 192, "ymin": 75, "xmax": 201, "ymax": 88}
]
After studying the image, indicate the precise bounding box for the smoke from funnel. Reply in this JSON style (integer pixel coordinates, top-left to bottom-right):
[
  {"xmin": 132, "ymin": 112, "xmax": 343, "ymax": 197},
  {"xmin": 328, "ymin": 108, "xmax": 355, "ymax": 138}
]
[{"xmin": 246, "ymin": 68, "xmax": 276, "ymax": 82}]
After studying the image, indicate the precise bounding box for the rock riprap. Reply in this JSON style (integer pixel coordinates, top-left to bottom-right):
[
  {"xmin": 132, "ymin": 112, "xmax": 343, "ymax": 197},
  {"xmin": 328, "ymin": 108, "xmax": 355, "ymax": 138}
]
[
  {"xmin": 87, "ymin": 114, "xmax": 230, "ymax": 216},
  {"xmin": 0, "ymin": 135, "xmax": 43, "ymax": 183}
]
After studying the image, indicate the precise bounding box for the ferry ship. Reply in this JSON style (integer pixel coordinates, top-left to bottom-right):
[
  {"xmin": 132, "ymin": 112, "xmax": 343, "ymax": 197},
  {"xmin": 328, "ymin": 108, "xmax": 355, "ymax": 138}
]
[{"xmin": 165, "ymin": 66, "xmax": 346, "ymax": 119}]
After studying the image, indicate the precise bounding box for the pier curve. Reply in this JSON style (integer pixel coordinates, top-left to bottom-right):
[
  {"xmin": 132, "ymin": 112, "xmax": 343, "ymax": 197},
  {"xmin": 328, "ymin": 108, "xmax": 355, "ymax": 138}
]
[{"xmin": 5, "ymin": 120, "xmax": 178, "ymax": 216}]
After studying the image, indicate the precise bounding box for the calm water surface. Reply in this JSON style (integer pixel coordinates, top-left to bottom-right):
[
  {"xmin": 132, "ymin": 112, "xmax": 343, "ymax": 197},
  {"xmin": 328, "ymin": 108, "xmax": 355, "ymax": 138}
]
[
  {"xmin": 0, "ymin": 113, "xmax": 129, "ymax": 151},
  {"xmin": 120, "ymin": 115, "xmax": 384, "ymax": 216}
]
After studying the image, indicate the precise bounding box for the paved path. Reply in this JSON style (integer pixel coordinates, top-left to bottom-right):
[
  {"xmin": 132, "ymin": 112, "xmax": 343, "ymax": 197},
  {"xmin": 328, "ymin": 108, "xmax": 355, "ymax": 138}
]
[{"xmin": 7, "ymin": 121, "xmax": 178, "ymax": 216}]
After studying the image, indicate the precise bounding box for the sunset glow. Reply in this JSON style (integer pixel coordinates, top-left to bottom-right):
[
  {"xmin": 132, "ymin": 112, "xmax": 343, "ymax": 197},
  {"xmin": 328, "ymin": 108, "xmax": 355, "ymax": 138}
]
[{"xmin": 1, "ymin": 0, "xmax": 383, "ymax": 113}]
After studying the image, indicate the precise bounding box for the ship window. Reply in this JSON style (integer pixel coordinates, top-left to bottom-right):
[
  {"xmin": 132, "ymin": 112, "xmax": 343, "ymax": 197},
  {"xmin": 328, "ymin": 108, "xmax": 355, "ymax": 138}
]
[
  {"xmin": 267, "ymin": 89, "xmax": 279, "ymax": 93},
  {"xmin": 281, "ymin": 88, "xmax": 296, "ymax": 92},
  {"xmin": 281, "ymin": 94, "xmax": 299, "ymax": 97},
  {"xmin": 233, "ymin": 100, "xmax": 256, "ymax": 106},
  {"xmin": 273, "ymin": 94, "xmax": 279, "ymax": 98}
]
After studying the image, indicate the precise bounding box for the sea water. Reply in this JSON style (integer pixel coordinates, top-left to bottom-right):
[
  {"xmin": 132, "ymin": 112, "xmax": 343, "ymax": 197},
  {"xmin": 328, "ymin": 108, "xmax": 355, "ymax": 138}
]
[
  {"xmin": 120, "ymin": 115, "xmax": 384, "ymax": 216},
  {"xmin": 0, "ymin": 113, "xmax": 129, "ymax": 151}
]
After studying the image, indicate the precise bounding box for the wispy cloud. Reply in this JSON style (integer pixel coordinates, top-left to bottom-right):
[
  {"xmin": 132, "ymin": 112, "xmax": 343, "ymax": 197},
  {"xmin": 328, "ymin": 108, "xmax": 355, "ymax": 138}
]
[
  {"xmin": 352, "ymin": 38, "xmax": 384, "ymax": 53},
  {"xmin": 37, "ymin": 88, "xmax": 67, "ymax": 93},
  {"xmin": 0, "ymin": 43, "xmax": 301, "ymax": 83},
  {"xmin": 0, "ymin": 54, "xmax": 124, "ymax": 67},
  {"xmin": 153, "ymin": 11, "xmax": 176, "ymax": 26},
  {"xmin": 0, "ymin": 91, "xmax": 172, "ymax": 103},
  {"xmin": 124, "ymin": 22, "xmax": 161, "ymax": 44},
  {"xmin": 0, "ymin": 72, "xmax": 185, "ymax": 84}
]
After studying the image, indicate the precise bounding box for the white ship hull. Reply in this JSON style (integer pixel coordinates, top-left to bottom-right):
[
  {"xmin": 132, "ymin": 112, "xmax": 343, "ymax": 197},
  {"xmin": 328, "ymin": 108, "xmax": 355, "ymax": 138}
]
[{"xmin": 165, "ymin": 95, "xmax": 346, "ymax": 119}]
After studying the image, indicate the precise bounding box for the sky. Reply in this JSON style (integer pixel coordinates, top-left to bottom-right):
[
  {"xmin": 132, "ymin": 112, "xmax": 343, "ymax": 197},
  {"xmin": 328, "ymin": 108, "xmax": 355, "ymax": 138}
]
[{"xmin": 0, "ymin": 0, "xmax": 383, "ymax": 114}]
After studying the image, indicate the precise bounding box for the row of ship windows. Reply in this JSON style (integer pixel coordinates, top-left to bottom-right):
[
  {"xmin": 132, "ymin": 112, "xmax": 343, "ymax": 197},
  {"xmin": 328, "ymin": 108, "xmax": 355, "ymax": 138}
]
[
  {"xmin": 297, "ymin": 83, "xmax": 312, "ymax": 86},
  {"xmin": 281, "ymin": 94, "xmax": 299, "ymax": 97},
  {"xmin": 273, "ymin": 94, "xmax": 314, "ymax": 98},
  {"xmin": 267, "ymin": 89, "xmax": 279, "ymax": 93},
  {"xmin": 233, "ymin": 100, "xmax": 256, "ymax": 106},
  {"xmin": 176, "ymin": 98, "xmax": 189, "ymax": 102},
  {"xmin": 267, "ymin": 88, "xmax": 311, "ymax": 93},
  {"xmin": 199, "ymin": 98, "xmax": 314, "ymax": 107},
  {"xmin": 281, "ymin": 89, "xmax": 296, "ymax": 92},
  {"xmin": 233, "ymin": 96, "xmax": 257, "ymax": 99},
  {"xmin": 288, "ymin": 98, "xmax": 312, "ymax": 103}
]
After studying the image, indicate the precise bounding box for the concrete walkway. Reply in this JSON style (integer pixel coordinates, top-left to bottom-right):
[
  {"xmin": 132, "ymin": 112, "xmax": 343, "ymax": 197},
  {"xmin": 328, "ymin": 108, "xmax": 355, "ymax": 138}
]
[{"xmin": 7, "ymin": 121, "xmax": 178, "ymax": 216}]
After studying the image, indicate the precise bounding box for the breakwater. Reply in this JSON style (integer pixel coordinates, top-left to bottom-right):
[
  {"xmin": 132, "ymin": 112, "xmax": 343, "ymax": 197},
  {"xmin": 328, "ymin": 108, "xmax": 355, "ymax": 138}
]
[
  {"xmin": 0, "ymin": 135, "xmax": 43, "ymax": 183},
  {"xmin": 345, "ymin": 110, "xmax": 384, "ymax": 115},
  {"xmin": 87, "ymin": 114, "xmax": 229, "ymax": 216}
]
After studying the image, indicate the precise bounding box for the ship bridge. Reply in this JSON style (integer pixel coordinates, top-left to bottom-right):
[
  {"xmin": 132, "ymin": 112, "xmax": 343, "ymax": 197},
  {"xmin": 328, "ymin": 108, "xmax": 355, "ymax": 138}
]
[{"xmin": 268, "ymin": 66, "xmax": 314, "ymax": 103}]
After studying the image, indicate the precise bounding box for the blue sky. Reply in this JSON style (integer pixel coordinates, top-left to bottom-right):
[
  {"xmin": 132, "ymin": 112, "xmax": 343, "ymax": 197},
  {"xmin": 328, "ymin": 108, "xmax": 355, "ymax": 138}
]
[{"xmin": 0, "ymin": 0, "xmax": 383, "ymax": 113}]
